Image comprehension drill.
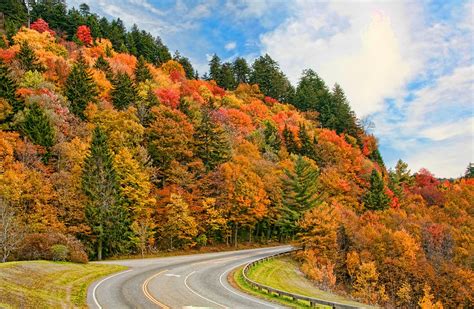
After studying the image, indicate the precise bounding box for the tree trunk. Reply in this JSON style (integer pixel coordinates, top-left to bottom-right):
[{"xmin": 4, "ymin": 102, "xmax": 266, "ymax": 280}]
[
  {"xmin": 97, "ymin": 238, "xmax": 103, "ymax": 261},
  {"xmin": 249, "ymin": 226, "xmax": 252, "ymax": 243},
  {"xmin": 234, "ymin": 223, "xmax": 238, "ymax": 248}
]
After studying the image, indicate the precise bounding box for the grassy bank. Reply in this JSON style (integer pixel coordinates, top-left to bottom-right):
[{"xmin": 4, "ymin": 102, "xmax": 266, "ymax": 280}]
[
  {"xmin": 0, "ymin": 261, "xmax": 126, "ymax": 309},
  {"xmin": 233, "ymin": 256, "xmax": 369, "ymax": 308}
]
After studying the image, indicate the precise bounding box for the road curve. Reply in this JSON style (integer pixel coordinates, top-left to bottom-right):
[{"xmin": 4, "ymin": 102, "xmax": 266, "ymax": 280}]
[{"xmin": 87, "ymin": 245, "xmax": 292, "ymax": 309}]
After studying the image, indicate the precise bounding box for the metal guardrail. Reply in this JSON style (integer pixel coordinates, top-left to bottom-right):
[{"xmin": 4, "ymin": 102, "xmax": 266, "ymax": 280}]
[{"xmin": 242, "ymin": 248, "xmax": 360, "ymax": 309}]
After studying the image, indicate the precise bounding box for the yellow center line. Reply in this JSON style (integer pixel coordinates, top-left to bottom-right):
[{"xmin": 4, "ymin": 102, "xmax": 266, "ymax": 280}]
[{"xmin": 142, "ymin": 269, "xmax": 170, "ymax": 309}]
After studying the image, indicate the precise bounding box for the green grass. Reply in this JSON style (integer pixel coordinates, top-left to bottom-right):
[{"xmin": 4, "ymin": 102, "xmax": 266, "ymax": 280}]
[
  {"xmin": 0, "ymin": 261, "xmax": 126, "ymax": 308},
  {"xmin": 235, "ymin": 256, "xmax": 370, "ymax": 308}
]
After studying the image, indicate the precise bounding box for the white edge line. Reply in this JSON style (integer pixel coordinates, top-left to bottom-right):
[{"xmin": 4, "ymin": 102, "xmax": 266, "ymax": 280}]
[
  {"xmin": 218, "ymin": 258, "xmax": 279, "ymax": 309},
  {"xmin": 92, "ymin": 269, "xmax": 133, "ymax": 309},
  {"xmin": 184, "ymin": 270, "xmax": 229, "ymax": 309}
]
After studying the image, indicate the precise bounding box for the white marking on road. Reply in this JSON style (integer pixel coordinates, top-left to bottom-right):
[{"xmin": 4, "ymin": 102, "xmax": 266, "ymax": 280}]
[
  {"xmin": 184, "ymin": 271, "xmax": 229, "ymax": 309},
  {"xmin": 92, "ymin": 269, "xmax": 133, "ymax": 309},
  {"xmin": 218, "ymin": 260, "xmax": 279, "ymax": 308},
  {"xmin": 165, "ymin": 273, "xmax": 181, "ymax": 277}
]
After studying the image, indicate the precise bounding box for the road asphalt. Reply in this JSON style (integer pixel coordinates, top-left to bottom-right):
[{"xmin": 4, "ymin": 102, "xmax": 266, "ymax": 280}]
[{"xmin": 87, "ymin": 245, "xmax": 293, "ymax": 309}]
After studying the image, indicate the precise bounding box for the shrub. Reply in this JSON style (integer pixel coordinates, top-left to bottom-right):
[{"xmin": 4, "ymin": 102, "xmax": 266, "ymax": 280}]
[
  {"xmin": 196, "ymin": 234, "xmax": 208, "ymax": 247},
  {"xmin": 16, "ymin": 233, "xmax": 88, "ymax": 263},
  {"xmin": 50, "ymin": 244, "xmax": 68, "ymax": 261}
]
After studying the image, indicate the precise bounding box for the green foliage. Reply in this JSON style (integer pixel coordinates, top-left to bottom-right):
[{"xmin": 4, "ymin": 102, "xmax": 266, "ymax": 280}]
[
  {"xmin": 220, "ymin": 62, "xmax": 237, "ymax": 90},
  {"xmin": 389, "ymin": 159, "xmax": 413, "ymax": 198},
  {"xmin": 94, "ymin": 55, "xmax": 113, "ymax": 79},
  {"xmin": 280, "ymin": 156, "xmax": 321, "ymax": 235},
  {"xmin": 19, "ymin": 70, "xmax": 46, "ymax": 89},
  {"xmin": 17, "ymin": 103, "xmax": 54, "ymax": 148},
  {"xmin": 233, "ymin": 57, "xmax": 250, "ymax": 84},
  {"xmin": 82, "ymin": 127, "xmax": 131, "ymax": 260},
  {"xmin": 50, "ymin": 244, "xmax": 69, "ymax": 261},
  {"xmin": 0, "ymin": 60, "xmax": 21, "ymax": 114},
  {"xmin": 263, "ymin": 120, "xmax": 281, "ymax": 153},
  {"xmin": 209, "ymin": 54, "xmax": 222, "ymax": 83},
  {"xmin": 283, "ymin": 125, "xmax": 298, "ymax": 154},
  {"xmin": 369, "ymin": 148, "xmax": 385, "ymax": 168},
  {"xmin": 363, "ymin": 169, "xmax": 390, "ymax": 211},
  {"xmin": 298, "ymin": 124, "xmax": 316, "ymax": 159},
  {"xmin": 65, "ymin": 54, "xmax": 98, "ymax": 120},
  {"xmin": 16, "ymin": 42, "xmax": 45, "ymax": 72},
  {"xmin": 194, "ymin": 110, "xmax": 231, "ymax": 170},
  {"xmin": 249, "ymin": 54, "xmax": 294, "ymax": 102},
  {"xmin": 173, "ymin": 51, "xmax": 195, "ymax": 79},
  {"xmin": 465, "ymin": 163, "xmax": 474, "ymax": 178},
  {"xmin": 0, "ymin": 0, "xmax": 28, "ymax": 39},
  {"xmin": 293, "ymin": 69, "xmax": 330, "ymax": 112},
  {"xmin": 134, "ymin": 55, "xmax": 152, "ymax": 83},
  {"xmin": 111, "ymin": 72, "xmax": 137, "ymax": 110}
]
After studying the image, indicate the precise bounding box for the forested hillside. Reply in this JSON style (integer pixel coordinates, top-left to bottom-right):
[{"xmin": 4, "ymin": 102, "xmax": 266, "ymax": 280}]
[{"xmin": 0, "ymin": 1, "xmax": 472, "ymax": 308}]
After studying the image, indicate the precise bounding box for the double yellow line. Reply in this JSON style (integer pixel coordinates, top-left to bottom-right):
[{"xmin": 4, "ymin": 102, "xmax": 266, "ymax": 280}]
[{"xmin": 142, "ymin": 269, "xmax": 170, "ymax": 308}]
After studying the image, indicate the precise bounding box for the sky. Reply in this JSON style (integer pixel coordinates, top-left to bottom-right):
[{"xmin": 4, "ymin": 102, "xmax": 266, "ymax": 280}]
[{"xmin": 68, "ymin": 0, "xmax": 474, "ymax": 178}]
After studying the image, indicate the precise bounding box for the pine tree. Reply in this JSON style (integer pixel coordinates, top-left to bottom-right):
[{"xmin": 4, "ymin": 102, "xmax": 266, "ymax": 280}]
[
  {"xmin": 0, "ymin": 60, "xmax": 21, "ymax": 114},
  {"xmin": 465, "ymin": 163, "xmax": 474, "ymax": 179},
  {"xmin": 65, "ymin": 54, "xmax": 98, "ymax": 120},
  {"xmin": 364, "ymin": 169, "xmax": 390, "ymax": 211},
  {"xmin": 369, "ymin": 148, "xmax": 385, "ymax": 169},
  {"xmin": 15, "ymin": 41, "xmax": 45, "ymax": 72},
  {"xmin": 389, "ymin": 159, "xmax": 413, "ymax": 198},
  {"xmin": 134, "ymin": 55, "xmax": 152, "ymax": 83},
  {"xmin": 173, "ymin": 51, "xmax": 195, "ymax": 79},
  {"xmin": 17, "ymin": 103, "xmax": 54, "ymax": 149},
  {"xmin": 82, "ymin": 127, "xmax": 131, "ymax": 260},
  {"xmin": 283, "ymin": 125, "xmax": 298, "ymax": 154},
  {"xmin": 219, "ymin": 62, "xmax": 236, "ymax": 90},
  {"xmin": 94, "ymin": 55, "xmax": 113, "ymax": 80},
  {"xmin": 111, "ymin": 72, "xmax": 137, "ymax": 110},
  {"xmin": 330, "ymin": 84, "xmax": 359, "ymax": 136},
  {"xmin": 263, "ymin": 120, "xmax": 281, "ymax": 153},
  {"xmin": 194, "ymin": 110, "xmax": 231, "ymax": 171},
  {"xmin": 233, "ymin": 57, "xmax": 250, "ymax": 84},
  {"xmin": 280, "ymin": 155, "xmax": 321, "ymax": 236},
  {"xmin": 298, "ymin": 123, "xmax": 316, "ymax": 159},
  {"xmin": 209, "ymin": 54, "xmax": 222, "ymax": 83}
]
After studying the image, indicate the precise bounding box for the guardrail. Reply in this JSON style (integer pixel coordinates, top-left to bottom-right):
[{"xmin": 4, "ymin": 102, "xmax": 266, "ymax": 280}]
[{"xmin": 242, "ymin": 248, "xmax": 360, "ymax": 309}]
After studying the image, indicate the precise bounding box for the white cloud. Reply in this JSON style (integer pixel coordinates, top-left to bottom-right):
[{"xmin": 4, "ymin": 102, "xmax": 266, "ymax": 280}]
[
  {"xmin": 225, "ymin": 41, "xmax": 237, "ymax": 51},
  {"xmin": 260, "ymin": 1, "xmax": 420, "ymax": 117}
]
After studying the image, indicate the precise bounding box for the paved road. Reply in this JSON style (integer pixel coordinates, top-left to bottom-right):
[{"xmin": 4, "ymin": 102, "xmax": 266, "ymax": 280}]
[{"xmin": 87, "ymin": 245, "xmax": 293, "ymax": 309}]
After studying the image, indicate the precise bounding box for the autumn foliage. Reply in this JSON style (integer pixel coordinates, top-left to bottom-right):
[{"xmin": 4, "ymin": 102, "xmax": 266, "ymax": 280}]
[{"xmin": 0, "ymin": 17, "xmax": 472, "ymax": 309}]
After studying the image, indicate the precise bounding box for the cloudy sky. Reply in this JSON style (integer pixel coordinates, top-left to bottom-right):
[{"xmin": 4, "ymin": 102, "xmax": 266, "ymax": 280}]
[{"xmin": 69, "ymin": 0, "xmax": 473, "ymax": 178}]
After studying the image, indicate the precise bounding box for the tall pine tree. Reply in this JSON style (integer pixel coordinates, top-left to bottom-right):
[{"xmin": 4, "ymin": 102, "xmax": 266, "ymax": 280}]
[
  {"xmin": 134, "ymin": 55, "xmax": 152, "ymax": 83},
  {"xmin": 65, "ymin": 54, "xmax": 98, "ymax": 119},
  {"xmin": 82, "ymin": 127, "xmax": 131, "ymax": 260},
  {"xmin": 263, "ymin": 120, "xmax": 281, "ymax": 153},
  {"xmin": 298, "ymin": 123, "xmax": 316, "ymax": 159},
  {"xmin": 363, "ymin": 169, "xmax": 390, "ymax": 211},
  {"xmin": 283, "ymin": 125, "xmax": 298, "ymax": 154},
  {"xmin": 0, "ymin": 60, "xmax": 21, "ymax": 115},
  {"xmin": 111, "ymin": 72, "xmax": 137, "ymax": 110},
  {"xmin": 17, "ymin": 103, "xmax": 54, "ymax": 149},
  {"xmin": 16, "ymin": 42, "xmax": 45, "ymax": 72},
  {"xmin": 194, "ymin": 110, "xmax": 231, "ymax": 171}
]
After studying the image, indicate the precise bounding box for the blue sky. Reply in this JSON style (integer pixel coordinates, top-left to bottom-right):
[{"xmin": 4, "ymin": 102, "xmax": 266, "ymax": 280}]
[{"xmin": 69, "ymin": 0, "xmax": 473, "ymax": 178}]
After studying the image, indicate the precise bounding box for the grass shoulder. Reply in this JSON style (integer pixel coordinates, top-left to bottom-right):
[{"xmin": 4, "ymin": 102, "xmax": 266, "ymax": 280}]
[
  {"xmin": 233, "ymin": 256, "xmax": 370, "ymax": 308},
  {"xmin": 0, "ymin": 260, "xmax": 126, "ymax": 308}
]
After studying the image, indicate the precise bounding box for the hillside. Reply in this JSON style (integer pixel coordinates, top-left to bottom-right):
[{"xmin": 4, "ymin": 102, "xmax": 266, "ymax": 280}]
[{"xmin": 0, "ymin": 1, "xmax": 473, "ymax": 308}]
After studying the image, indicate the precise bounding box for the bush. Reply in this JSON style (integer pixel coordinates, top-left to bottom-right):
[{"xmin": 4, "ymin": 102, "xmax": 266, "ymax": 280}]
[
  {"xmin": 50, "ymin": 244, "xmax": 68, "ymax": 261},
  {"xmin": 196, "ymin": 234, "xmax": 208, "ymax": 247},
  {"xmin": 16, "ymin": 233, "xmax": 88, "ymax": 263}
]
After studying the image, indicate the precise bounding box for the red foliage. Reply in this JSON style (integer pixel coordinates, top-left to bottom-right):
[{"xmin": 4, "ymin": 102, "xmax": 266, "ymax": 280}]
[
  {"xmin": 412, "ymin": 168, "xmax": 444, "ymax": 206},
  {"xmin": 76, "ymin": 25, "xmax": 93, "ymax": 46},
  {"xmin": 169, "ymin": 69, "xmax": 185, "ymax": 83},
  {"xmin": 386, "ymin": 188, "xmax": 400, "ymax": 209},
  {"xmin": 212, "ymin": 108, "xmax": 254, "ymax": 136},
  {"xmin": 30, "ymin": 18, "xmax": 56, "ymax": 36},
  {"xmin": 156, "ymin": 88, "xmax": 181, "ymax": 109},
  {"xmin": 264, "ymin": 96, "xmax": 278, "ymax": 106},
  {"xmin": 0, "ymin": 49, "xmax": 16, "ymax": 63}
]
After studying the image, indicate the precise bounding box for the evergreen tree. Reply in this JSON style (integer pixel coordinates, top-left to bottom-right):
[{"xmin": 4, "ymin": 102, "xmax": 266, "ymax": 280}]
[
  {"xmin": 279, "ymin": 156, "xmax": 321, "ymax": 235},
  {"xmin": 111, "ymin": 72, "xmax": 137, "ymax": 110},
  {"xmin": 283, "ymin": 125, "xmax": 298, "ymax": 154},
  {"xmin": 298, "ymin": 124, "xmax": 316, "ymax": 159},
  {"xmin": 173, "ymin": 51, "xmax": 195, "ymax": 79},
  {"xmin": 249, "ymin": 54, "xmax": 293, "ymax": 102},
  {"xmin": 263, "ymin": 120, "xmax": 281, "ymax": 153},
  {"xmin": 465, "ymin": 163, "xmax": 474, "ymax": 178},
  {"xmin": 82, "ymin": 127, "xmax": 131, "ymax": 260},
  {"xmin": 17, "ymin": 103, "xmax": 54, "ymax": 149},
  {"xmin": 209, "ymin": 54, "xmax": 222, "ymax": 83},
  {"xmin": 219, "ymin": 62, "xmax": 236, "ymax": 90},
  {"xmin": 0, "ymin": 60, "xmax": 21, "ymax": 114},
  {"xmin": 134, "ymin": 55, "xmax": 152, "ymax": 83},
  {"xmin": 0, "ymin": 0, "xmax": 28, "ymax": 39},
  {"xmin": 364, "ymin": 169, "xmax": 390, "ymax": 211},
  {"xmin": 94, "ymin": 55, "xmax": 113, "ymax": 80},
  {"xmin": 30, "ymin": 0, "xmax": 68, "ymax": 32},
  {"xmin": 293, "ymin": 69, "xmax": 330, "ymax": 112},
  {"xmin": 194, "ymin": 110, "xmax": 231, "ymax": 171},
  {"xmin": 233, "ymin": 57, "xmax": 250, "ymax": 85},
  {"xmin": 65, "ymin": 54, "xmax": 98, "ymax": 120},
  {"xmin": 369, "ymin": 148, "xmax": 385, "ymax": 169},
  {"xmin": 15, "ymin": 42, "xmax": 45, "ymax": 72},
  {"xmin": 330, "ymin": 84, "xmax": 359, "ymax": 136},
  {"xmin": 389, "ymin": 159, "xmax": 413, "ymax": 198}
]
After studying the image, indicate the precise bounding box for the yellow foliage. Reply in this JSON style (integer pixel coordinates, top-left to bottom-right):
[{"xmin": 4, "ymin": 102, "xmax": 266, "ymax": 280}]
[
  {"xmin": 160, "ymin": 60, "xmax": 185, "ymax": 76},
  {"xmin": 222, "ymin": 94, "xmax": 243, "ymax": 108}
]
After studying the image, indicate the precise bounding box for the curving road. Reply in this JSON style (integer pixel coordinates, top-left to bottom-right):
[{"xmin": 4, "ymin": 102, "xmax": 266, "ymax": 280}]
[{"xmin": 87, "ymin": 245, "xmax": 293, "ymax": 309}]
